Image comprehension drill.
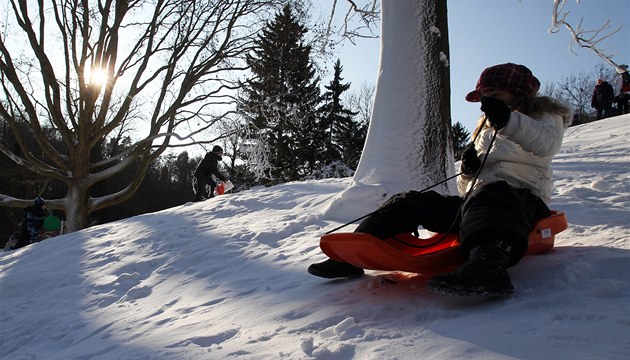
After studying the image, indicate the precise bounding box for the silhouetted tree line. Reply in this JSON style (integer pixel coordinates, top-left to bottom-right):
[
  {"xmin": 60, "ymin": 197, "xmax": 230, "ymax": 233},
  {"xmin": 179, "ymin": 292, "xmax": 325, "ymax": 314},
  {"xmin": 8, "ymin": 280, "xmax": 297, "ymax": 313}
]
[
  {"xmin": 0, "ymin": 112, "xmax": 268, "ymax": 244},
  {"xmin": 0, "ymin": 119, "xmax": 204, "ymax": 242}
]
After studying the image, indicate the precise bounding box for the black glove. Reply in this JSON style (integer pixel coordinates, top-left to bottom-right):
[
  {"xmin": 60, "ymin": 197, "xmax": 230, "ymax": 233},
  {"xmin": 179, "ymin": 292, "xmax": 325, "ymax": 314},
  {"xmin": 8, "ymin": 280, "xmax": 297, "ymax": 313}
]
[
  {"xmin": 460, "ymin": 144, "xmax": 481, "ymax": 175},
  {"xmin": 480, "ymin": 96, "xmax": 511, "ymax": 130}
]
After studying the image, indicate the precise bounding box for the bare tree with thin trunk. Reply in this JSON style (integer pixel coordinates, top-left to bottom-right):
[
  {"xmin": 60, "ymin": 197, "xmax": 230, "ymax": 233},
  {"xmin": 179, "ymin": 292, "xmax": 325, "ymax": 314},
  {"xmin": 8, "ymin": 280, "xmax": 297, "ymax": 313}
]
[
  {"xmin": 0, "ymin": 0, "xmax": 280, "ymax": 232},
  {"xmin": 346, "ymin": 81, "xmax": 375, "ymax": 127}
]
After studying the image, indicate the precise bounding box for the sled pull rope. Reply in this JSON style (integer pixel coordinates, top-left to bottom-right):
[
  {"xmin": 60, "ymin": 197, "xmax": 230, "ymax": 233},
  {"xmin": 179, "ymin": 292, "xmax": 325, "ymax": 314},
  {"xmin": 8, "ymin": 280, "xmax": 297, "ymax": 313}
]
[
  {"xmin": 388, "ymin": 128, "xmax": 499, "ymax": 248},
  {"xmin": 324, "ymin": 171, "xmax": 463, "ymax": 235},
  {"xmin": 324, "ymin": 119, "xmax": 497, "ymax": 237}
]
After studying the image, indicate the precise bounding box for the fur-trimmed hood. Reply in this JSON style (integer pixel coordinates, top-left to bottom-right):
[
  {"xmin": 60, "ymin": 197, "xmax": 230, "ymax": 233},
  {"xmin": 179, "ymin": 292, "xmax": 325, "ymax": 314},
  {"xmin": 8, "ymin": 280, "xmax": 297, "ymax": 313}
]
[{"xmin": 517, "ymin": 96, "xmax": 574, "ymax": 128}]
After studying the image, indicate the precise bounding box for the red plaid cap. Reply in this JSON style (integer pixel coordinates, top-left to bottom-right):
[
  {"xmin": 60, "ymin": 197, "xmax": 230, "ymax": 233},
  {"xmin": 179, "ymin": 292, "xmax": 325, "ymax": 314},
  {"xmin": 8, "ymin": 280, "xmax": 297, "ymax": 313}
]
[{"xmin": 466, "ymin": 63, "xmax": 540, "ymax": 102}]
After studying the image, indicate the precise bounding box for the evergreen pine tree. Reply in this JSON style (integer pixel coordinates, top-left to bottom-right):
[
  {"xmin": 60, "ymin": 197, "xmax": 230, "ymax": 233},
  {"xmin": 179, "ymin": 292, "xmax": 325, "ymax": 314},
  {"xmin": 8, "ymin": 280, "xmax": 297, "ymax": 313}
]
[
  {"xmin": 344, "ymin": 117, "xmax": 368, "ymax": 170},
  {"xmin": 451, "ymin": 121, "xmax": 470, "ymax": 160},
  {"xmin": 239, "ymin": 5, "xmax": 322, "ymax": 183},
  {"xmin": 320, "ymin": 59, "xmax": 360, "ymax": 170}
]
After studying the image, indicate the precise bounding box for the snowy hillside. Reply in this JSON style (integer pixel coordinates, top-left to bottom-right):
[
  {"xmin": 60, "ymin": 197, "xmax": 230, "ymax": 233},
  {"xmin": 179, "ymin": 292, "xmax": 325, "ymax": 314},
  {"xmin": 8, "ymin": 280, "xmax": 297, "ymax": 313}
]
[{"xmin": 1, "ymin": 115, "xmax": 629, "ymax": 360}]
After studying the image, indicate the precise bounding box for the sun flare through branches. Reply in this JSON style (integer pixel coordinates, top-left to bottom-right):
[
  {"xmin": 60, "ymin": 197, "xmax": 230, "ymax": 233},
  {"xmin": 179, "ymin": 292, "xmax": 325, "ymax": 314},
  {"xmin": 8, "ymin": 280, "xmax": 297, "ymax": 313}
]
[{"xmin": 84, "ymin": 66, "xmax": 109, "ymax": 89}]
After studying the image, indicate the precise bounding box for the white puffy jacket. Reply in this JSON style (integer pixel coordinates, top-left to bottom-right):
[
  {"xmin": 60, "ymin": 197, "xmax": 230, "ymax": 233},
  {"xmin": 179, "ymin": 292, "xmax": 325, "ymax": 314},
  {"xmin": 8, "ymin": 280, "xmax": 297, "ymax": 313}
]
[{"xmin": 457, "ymin": 97, "xmax": 573, "ymax": 204}]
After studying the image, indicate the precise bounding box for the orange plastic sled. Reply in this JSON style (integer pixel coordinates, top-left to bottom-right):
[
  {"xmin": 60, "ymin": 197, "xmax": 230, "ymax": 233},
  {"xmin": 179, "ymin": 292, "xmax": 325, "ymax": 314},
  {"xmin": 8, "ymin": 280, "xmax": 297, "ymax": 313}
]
[
  {"xmin": 320, "ymin": 211, "xmax": 568, "ymax": 275},
  {"xmin": 214, "ymin": 180, "xmax": 234, "ymax": 196}
]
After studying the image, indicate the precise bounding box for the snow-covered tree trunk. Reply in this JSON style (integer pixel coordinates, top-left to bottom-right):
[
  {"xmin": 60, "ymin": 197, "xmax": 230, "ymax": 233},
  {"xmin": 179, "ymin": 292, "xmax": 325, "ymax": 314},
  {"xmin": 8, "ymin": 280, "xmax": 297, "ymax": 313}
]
[{"xmin": 324, "ymin": 0, "xmax": 455, "ymax": 221}]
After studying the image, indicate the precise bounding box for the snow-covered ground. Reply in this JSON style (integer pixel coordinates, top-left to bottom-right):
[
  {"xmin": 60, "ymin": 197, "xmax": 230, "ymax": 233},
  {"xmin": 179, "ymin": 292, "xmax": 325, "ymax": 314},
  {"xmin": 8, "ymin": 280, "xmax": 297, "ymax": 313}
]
[{"xmin": 1, "ymin": 115, "xmax": 629, "ymax": 359}]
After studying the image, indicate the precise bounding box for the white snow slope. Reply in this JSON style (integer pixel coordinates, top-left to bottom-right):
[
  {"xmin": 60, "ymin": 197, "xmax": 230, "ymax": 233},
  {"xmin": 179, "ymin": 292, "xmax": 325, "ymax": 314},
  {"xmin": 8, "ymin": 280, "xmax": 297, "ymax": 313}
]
[{"xmin": 1, "ymin": 115, "xmax": 629, "ymax": 360}]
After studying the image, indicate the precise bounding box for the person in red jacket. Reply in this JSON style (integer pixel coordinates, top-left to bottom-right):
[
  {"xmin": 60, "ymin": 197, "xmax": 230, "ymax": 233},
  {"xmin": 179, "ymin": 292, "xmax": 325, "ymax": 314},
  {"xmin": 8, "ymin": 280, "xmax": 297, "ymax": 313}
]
[
  {"xmin": 193, "ymin": 145, "xmax": 228, "ymax": 202},
  {"xmin": 614, "ymin": 64, "xmax": 630, "ymax": 115}
]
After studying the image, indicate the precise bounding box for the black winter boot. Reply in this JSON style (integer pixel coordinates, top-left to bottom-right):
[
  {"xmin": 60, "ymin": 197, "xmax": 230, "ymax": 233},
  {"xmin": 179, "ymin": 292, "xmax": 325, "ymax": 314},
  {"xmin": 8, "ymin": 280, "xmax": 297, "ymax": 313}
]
[
  {"xmin": 308, "ymin": 259, "xmax": 365, "ymax": 279},
  {"xmin": 428, "ymin": 241, "xmax": 515, "ymax": 297}
]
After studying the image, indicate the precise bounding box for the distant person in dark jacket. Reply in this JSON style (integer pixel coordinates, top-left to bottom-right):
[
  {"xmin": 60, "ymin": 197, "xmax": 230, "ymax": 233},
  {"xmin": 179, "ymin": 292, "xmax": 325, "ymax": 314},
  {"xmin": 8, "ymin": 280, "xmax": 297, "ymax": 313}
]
[
  {"xmin": 591, "ymin": 78, "xmax": 614, "ymax": 119},
  {"xmin": 14, "ymin": 196, "xmax": 48, "ymax": 249},
  {"xmin": 193, "ymin": 145, "xmax": 228, "ymax": 202}
]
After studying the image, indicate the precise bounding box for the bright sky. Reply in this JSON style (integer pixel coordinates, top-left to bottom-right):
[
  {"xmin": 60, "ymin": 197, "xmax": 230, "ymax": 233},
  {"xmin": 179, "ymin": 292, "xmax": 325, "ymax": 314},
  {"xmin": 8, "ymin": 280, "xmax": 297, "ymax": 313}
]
[{"xmin": 326, "ymin": 0, "xmax": 630, "ymax": 134}]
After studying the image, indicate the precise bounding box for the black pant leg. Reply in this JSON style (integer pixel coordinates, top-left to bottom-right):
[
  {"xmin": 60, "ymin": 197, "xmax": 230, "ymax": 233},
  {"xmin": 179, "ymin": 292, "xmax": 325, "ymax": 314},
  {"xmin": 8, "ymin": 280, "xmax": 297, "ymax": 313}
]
[
  {"xmin": 194, "ymin": 175, "xmax": 208, "ymax": 200},
  {"xmin": 596, "ymin": 108, "xmax": 604, "ymax": 120},
  {"xmin": 459, "ymin": 181, "xmax": 550, "ymax": 266},
  {"xmin": 355, "ymin": 190, "xmax": 463, "ymax": 240},
  {"xmin": 208, "ymin": 178, "xmax": 217, "ymax": 196}
]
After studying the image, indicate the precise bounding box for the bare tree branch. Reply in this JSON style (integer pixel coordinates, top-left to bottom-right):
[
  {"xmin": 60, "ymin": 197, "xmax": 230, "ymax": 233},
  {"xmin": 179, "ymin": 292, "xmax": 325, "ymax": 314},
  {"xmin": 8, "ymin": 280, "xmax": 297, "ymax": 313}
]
[
  {"xmin": 550, "ymin": 0, "xmax": 624, "ymax": 71},
  {"xmin": 322, "ymin": 0, "xmax": 380, "ymax": 51}
]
